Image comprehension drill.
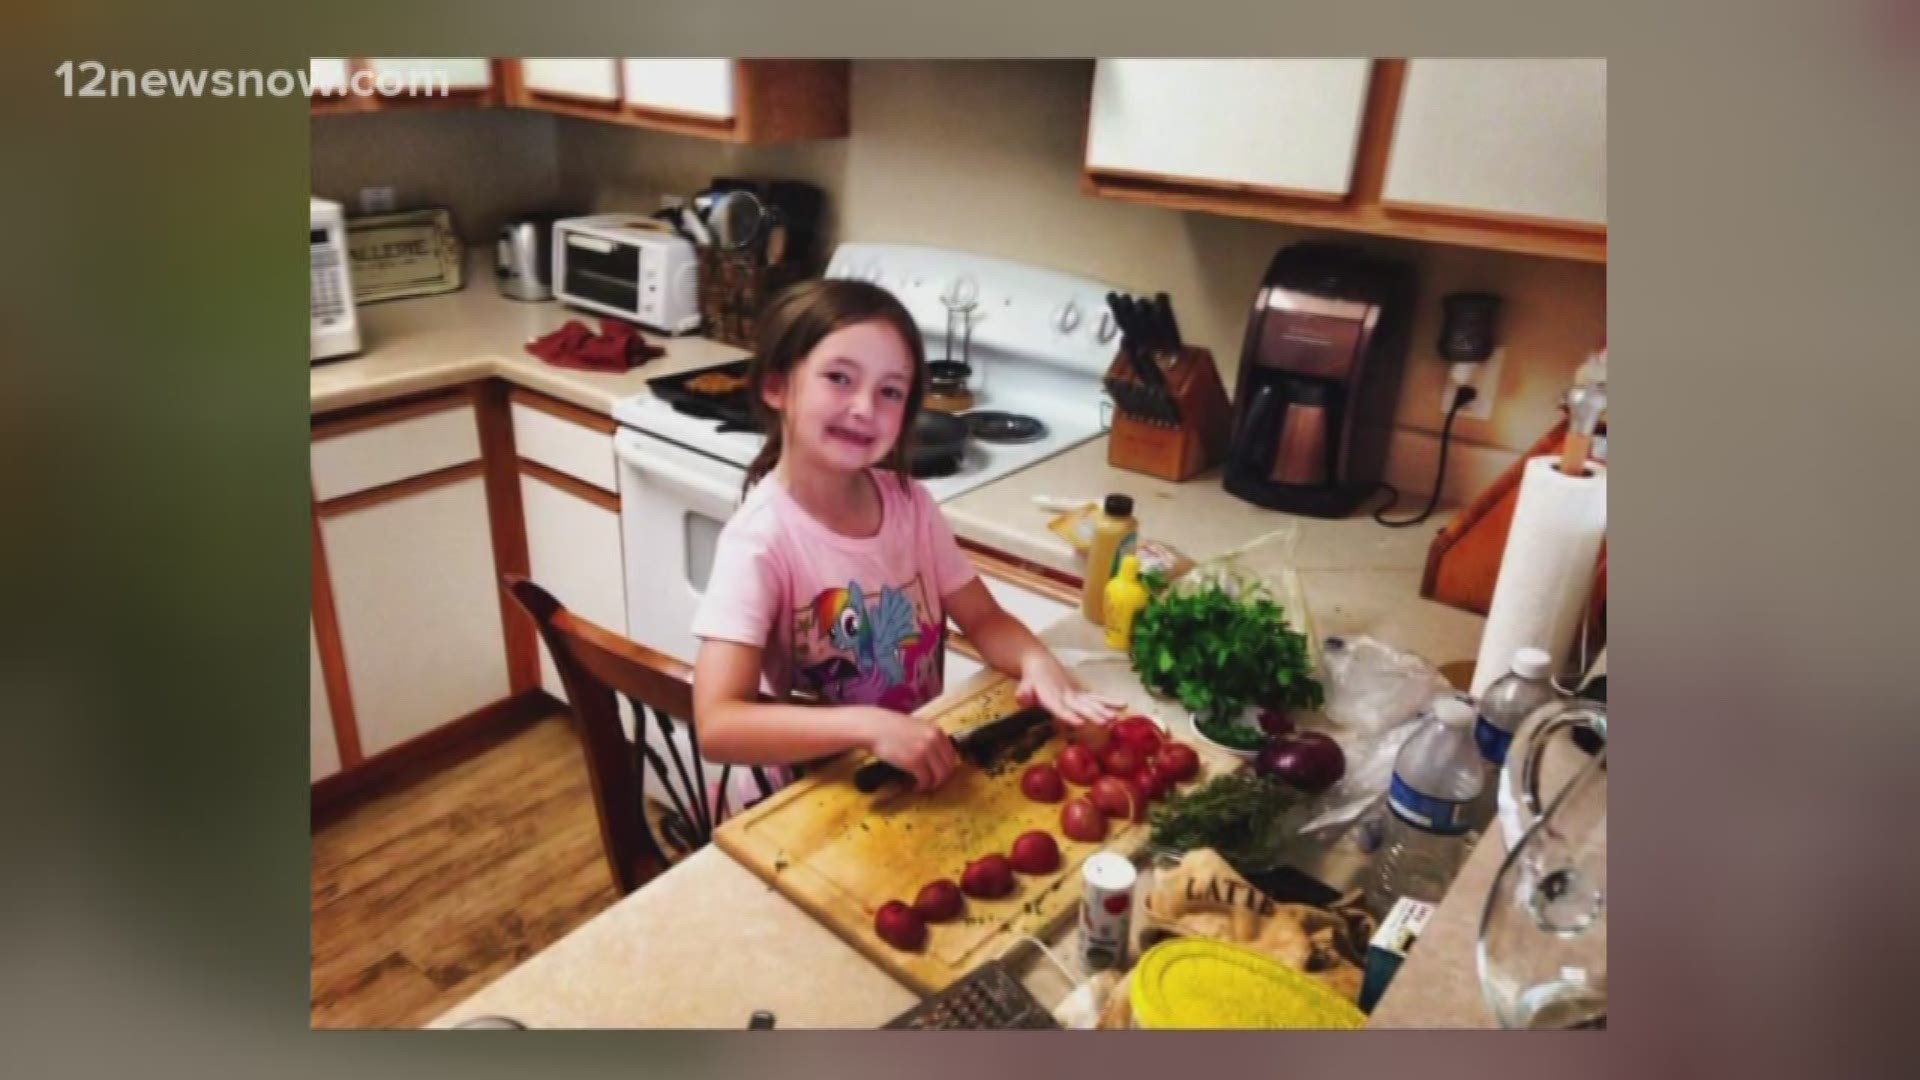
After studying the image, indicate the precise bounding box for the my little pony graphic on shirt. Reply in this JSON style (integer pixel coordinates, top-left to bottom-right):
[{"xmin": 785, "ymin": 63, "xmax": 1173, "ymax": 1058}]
[{"xmin": 793, "ymin": 577, "xmax": 944, "ymax": 711}]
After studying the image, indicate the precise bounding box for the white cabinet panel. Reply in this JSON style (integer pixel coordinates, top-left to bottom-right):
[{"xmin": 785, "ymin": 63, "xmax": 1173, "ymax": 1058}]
[
  {"xmin": 367, "ymin": 58, "xmax": 493, "ymax": 92},
  {"xmin": 1384, "ymin": 59, "xmax": 1607, "ymax": 226},
  {"xmin": 310, "ymin": 621, "xmax": 340, "ymax": 781},
  {"xmin": 321, "ymin": 476, "xmax": 509, "ymax": 758},
  {"xmin": 311, "ymin": 403, "xmax": 480, "ymax": 502},
  {"xmin": 944, "ymin": 648, "xmax": 985, "ymax": 691},
  {"xmin": 1087, "ymin": 60, "xmax": 1373, "ymax": 197},
  {"xmin": 511, "ymin": 401, "xmax": 617, "ymax": 493},
  {"xmin": 977, "ymin": 571, "xmax": 1077, "ymax": 635},
  {"xmin": 621, "ymin": 59, "xmax": 735, "ymax": 119},
  {"xmin": 520, "ymin": 473, "xmax": 627, "ymax": 706},
  {"xmin": 309, "ymin": 59, "xmax": 350, "ymax": 95},
  {"xmin": 522, "ymin": 59, "xmax": 620, "ymax": 102}
]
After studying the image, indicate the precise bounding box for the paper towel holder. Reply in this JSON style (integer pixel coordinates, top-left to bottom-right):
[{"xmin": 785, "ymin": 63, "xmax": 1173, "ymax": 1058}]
[{"xmin": 1419, "ymin": 417, "xmax": 1608, "ymax": 658}]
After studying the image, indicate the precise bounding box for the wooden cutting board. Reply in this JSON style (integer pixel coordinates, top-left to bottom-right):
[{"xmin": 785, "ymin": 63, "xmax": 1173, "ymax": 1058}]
[{"xmin": 711, "ymin": 675, "xmax": 1227, "ymax": 997}]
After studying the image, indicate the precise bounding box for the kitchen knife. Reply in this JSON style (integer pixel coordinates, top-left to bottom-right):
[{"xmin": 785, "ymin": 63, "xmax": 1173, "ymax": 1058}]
[
  {"xmin": 1109, "ymin": 294, "xmax": 1169, "ymax": 394},
  {"xmin": 1152, "ymin": 292, "xmax": 1184, "ymax": 351},
  {"xmin": 853, "ymin": 705, "xmax": 1056, "ymax": 793}
]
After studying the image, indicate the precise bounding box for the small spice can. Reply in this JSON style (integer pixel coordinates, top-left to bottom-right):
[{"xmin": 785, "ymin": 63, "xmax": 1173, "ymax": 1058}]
[{"xmin": 1079, "ymin": 852, "xmax": 1138, "ymax": 972}]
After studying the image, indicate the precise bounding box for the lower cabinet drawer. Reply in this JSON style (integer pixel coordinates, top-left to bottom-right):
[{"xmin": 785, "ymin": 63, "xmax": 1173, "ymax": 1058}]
[
  {"xmin": 311, "ymin": 397, "xmax": 481, "ymax": 502},
  {"xmin": 511, "ymin": 395, "xmax": 617, "ymax": 494}
]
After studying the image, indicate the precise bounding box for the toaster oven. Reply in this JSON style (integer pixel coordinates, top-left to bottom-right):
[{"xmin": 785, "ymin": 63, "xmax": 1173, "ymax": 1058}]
[
  {"xmin": 553, "ymin": 214, "xmax": 702, "ymax": 335},
  {"xmin": 310, "ymin": 197, "xmax": 361, "ymax": 362}
]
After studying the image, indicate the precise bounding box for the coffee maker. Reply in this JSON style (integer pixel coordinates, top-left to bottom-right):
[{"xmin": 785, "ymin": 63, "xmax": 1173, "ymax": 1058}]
[{"xmin": 1223, "ymin": 244, "xmax": 1416, "ymax": 518}]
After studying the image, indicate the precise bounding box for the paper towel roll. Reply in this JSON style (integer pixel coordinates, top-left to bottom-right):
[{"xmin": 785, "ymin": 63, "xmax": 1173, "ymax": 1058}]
[{"xmin": 1472, "ymin": 457, "xmax": 1607, "ymax": 695}]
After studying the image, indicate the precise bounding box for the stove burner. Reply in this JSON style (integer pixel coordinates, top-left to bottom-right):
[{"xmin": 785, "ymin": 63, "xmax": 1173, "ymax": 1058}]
[{"xmin": 962, "ymin": 411, "xmax": 1048, "ymax": 445}]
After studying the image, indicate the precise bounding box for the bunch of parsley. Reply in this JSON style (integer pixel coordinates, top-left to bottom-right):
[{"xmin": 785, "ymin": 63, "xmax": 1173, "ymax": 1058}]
[{"xmin": 1127, "ymin": 577, "xmax": 1323, "ymax": 732}]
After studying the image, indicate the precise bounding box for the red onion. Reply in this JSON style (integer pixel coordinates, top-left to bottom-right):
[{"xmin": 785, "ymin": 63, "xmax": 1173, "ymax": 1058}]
[{"xmin": 1254, "ymin": 731, "xmax": 1346, "ymax": 793}]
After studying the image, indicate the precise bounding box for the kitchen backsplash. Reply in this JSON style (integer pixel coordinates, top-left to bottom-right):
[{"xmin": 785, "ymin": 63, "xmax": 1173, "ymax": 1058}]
[{"xmin": 314, "ymin": 61, "xmax": 1605, "ymax": 499}]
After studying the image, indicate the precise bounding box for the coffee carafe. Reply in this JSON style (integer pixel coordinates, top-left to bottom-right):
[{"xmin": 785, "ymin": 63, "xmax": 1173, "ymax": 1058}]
[{"xmin": 1223, "ymin": 244, "xmax": 1415, "ymax": 518}]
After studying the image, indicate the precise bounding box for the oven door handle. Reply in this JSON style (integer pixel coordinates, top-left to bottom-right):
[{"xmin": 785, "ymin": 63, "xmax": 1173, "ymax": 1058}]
[{"xmin": 615, "ymin": 433, "xmax": 741, "ymax": 510}]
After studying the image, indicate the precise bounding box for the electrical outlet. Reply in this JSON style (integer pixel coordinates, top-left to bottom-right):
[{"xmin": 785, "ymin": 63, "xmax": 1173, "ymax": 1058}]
[
  {"xmin": 1441, "ymin": 347, "xmax": 1503, "ymax": 421},
  {"xmin": 357, "ymin": 186, "xmax": 397, "ymax": 215}
]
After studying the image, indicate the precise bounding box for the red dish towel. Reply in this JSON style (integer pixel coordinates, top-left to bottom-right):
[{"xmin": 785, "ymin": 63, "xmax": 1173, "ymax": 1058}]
[{"xmin": 526, "ymin": 318, "xmax": 666, "ymax": 373}]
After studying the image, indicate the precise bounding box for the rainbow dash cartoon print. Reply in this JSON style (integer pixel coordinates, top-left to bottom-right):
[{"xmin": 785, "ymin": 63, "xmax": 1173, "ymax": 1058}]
[{"xmin": 793, "ymin": 576, "xmax": 944, "ymax": 711}]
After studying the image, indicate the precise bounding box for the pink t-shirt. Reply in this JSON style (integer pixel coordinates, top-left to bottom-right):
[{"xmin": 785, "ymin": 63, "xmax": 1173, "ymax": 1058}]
[{"xmin": 693, "ymin": 469, "xmax": 980, "ymax": 712}]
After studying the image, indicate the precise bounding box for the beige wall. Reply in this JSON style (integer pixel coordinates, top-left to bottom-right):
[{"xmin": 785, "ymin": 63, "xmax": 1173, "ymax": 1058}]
[
  {"xmin": 311, "ymin": 108, "xmax": 566, "ymax": 245},
  {"xmin": 318, "ymin": 61, "xmax": 1607, "ymax": 499}
]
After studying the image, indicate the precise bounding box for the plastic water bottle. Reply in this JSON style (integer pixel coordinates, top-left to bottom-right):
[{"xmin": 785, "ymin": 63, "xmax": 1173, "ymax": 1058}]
[
  {"xmin": 1468, "ymin": 647, "xmax": 1559, "ymax": 830},
  {"xmin": 1364, "ymin": 697, "xmax": 1484, "ymax": 915}
]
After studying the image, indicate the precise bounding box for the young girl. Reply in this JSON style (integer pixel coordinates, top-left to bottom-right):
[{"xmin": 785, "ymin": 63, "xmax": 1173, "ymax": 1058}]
[{"xmin": 692, "ymin": 279, "xmax": 1123, "ymax": 793}]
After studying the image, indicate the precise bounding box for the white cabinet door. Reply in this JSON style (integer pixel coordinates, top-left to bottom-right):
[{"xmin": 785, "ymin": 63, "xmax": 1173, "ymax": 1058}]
[
  {"xmin": 1087, "ymin": 60, "xmax": 1374, "ymax": 197},
  {"xmin": 367, "ymin": 58, "xmax": 494, "ymax": 92},
  {"xmin": 320, "ymin": 476, "xmax": 510, "ymax": 758},
  {"xmin": 309, "ymin": 59, "xmax": 351, "ymax": 96},
  {"xmin": 310, "ymin": 621, "xmax": 341, "ymax": 781},
  {"xmin": 944, "ymin": 648, "xmax": 985, "ymax": 691},
  {"xmin": 520, "ymin": 473, "xmax": 626, "ymax": 703},
  {"xmin": 522, "ymin": 59, "xmax": 620, "ymax": 103},
  {"xmin": 1384, "ymin": 59, "xmax": 1607, "ymax": 226},
  {"xmin": 943, "ymin": 565, "xmax": 1078, "ymax": 691},
  {"xmin": 621, "ymin": 59, "xmax": 735, "ymax": 119},
  {"xmin": 978, "ymin": 571, "xmax": 1077, "ymax": 636}
]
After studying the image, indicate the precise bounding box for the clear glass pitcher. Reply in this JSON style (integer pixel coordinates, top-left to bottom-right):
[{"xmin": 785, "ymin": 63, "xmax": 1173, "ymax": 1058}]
[
  {"xmin": 1496, "ymin": 700, "xmax": 1606, "ymax": 850},
  {"xmin": 1476, "ymin": 740, "xmax": 1606, "ymax": 1029}
]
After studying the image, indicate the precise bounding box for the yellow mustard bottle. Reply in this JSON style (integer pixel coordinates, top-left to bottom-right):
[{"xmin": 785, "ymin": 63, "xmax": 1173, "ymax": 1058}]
[
  {"xmin": 1081, "ymin": 494, "xmax": 1138, "ymax": 625},
  {"xmin": 1104, "ymin": 555, "xmax": 1150, "ymax": 651}
]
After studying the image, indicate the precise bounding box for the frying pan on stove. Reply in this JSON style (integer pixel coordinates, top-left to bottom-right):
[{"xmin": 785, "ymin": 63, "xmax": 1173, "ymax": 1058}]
[{"xmin": 909, "ymin": 411, "xmax": 970, "ymax": 477}]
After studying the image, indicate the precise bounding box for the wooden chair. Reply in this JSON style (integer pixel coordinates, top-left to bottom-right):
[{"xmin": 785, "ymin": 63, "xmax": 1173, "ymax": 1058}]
[{"xmin": 504, "ymin": 575, "xmax": 780, "ymax": 896}]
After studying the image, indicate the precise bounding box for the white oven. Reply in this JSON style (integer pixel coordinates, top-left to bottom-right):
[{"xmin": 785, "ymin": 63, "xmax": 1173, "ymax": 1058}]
[
  {"xmin": 614, "ymin": 427, "xmax": 741, "ymax": 667},
  {"xmin": 614, "ymin": 426, "xmax": 768, "ymax": 813}
]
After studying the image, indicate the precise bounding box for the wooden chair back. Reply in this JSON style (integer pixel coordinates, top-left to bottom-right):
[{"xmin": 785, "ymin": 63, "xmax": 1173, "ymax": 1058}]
[{"xmin": 504, "ymin": 575, "xmax": 777, "ymax": 896}]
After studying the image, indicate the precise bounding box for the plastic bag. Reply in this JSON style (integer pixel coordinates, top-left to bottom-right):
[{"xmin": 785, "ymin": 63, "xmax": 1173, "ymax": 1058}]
[{"xmin": 1294, "ymin": 636, "xmax": 1452, "ymax": 835}]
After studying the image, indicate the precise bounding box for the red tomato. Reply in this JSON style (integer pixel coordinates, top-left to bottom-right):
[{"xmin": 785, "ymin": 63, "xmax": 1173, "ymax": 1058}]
[
  {"xmin": 1057, "ymin": 743, "xmax": 1103, "ymax": 786},
  {"xmin": 1101, "ymin": 744, "xmax": 1143, "ymax": 779},
  {"xmin": 1111, "ymin": 716, "xmax": 1165, "ymax": 756}
]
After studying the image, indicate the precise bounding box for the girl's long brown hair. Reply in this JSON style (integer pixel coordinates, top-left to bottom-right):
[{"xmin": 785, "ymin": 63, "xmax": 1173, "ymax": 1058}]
[{"xmin": 742, "ymin": 278, "xmax": 927, "ymax": 499}]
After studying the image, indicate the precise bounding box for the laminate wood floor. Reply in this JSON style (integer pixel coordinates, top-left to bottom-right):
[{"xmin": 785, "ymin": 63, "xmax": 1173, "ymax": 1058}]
[{"xmin": 310, "ymin": 712, "xmax": 619, "ymax": 1028}]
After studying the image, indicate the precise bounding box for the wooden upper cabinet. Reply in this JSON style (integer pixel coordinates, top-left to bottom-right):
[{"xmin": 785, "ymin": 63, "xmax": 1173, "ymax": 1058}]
[
  {"xmin": 520, "ymin": 58, "xmax": 622, "ymax": 104},
  {"xmin": 622, "ymin": 59, "xmax": 736, "ymax": 119},
  {"xmin": 502, "ymin": 59, "xmax": 848, "ymax": 143},
  {"xmin": 310, "ymin": 58, "xmax": 502, "ymax": 114},
  {"xmin": 1082, "ymin": 58, "xmax": 1606, "ymax": 263},
  {"xmin": 1086, "ymin": 60, "xmax": 1374, "ymax": 200},
  {"xmin": 309, "ymin": 57, "xmax": 362, "ymax": 115},
  {"xmin": 1383, "ymin": 60, "xmax": 1607, "ymax": 228},
  {"xmin": 366, "ymin": 58, "xmax": 494, "ymax": 93}
]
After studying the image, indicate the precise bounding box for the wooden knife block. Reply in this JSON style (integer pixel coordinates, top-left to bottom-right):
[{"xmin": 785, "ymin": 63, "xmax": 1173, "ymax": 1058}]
[{"xmin": 1105, "ymin": 345, "xmax": 1234, "ymax": 482}]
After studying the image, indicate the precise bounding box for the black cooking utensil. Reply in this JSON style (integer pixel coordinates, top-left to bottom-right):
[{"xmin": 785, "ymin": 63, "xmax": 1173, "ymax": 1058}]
[
  {"xmin": 852, "ymin": 706, "xmax": 1055, "ymax": 793},
  {"xmin": 910, "ymin": 409, "xmax": 971, "ymax": 477}
]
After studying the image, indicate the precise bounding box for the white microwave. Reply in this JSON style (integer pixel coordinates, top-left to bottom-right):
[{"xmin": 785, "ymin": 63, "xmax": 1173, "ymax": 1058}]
[
  {"xmin": 310, "ymin": 198, "xmax": 361, "ymax": 362},
  {"xmin": 553, "ymin": 214, "xmax": 702, "ymax": 335}
]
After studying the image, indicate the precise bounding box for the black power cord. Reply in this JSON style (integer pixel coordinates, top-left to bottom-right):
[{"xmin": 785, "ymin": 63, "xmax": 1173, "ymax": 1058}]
[{"xmin": 1374, "ymin": 385, "xmax": 1477, "ymax": 528}]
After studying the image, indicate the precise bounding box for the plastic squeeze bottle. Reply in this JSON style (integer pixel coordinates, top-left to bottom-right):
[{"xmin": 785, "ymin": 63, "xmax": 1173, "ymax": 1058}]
[
  {"xmin": 1081, "ymin": 494, "xmax": 1138, "ymax": 625},
  {"xmin": 1103, "ymin": 555, "xmax": 1150, "ymax": 650}
]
